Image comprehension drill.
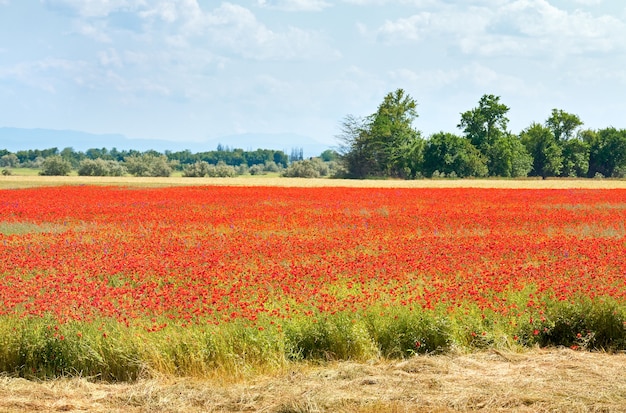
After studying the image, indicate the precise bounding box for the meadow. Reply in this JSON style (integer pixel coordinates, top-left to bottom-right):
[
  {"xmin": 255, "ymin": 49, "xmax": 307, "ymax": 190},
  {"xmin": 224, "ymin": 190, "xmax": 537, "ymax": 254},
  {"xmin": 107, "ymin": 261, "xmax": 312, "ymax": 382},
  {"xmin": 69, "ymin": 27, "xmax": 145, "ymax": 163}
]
[{"xmin": 1, "ymin": 176, "xmax": 625, "ymax": 411}]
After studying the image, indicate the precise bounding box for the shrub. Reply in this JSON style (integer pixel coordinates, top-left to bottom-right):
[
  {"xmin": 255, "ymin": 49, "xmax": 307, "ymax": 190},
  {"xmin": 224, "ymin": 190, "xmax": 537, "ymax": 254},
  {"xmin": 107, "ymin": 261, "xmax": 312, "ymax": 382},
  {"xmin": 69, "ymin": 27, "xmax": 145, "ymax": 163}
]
[
  {"xmin": 182, "ymin": 161, "xmax": 211, "ymax": 177},
  {"xmin": 39, "ymin": 156, "xmax": 72, "ymax": 176},
  {"xmin": 249, "ymin": 164, "xmax": 266, "ymax": 175},
  {"xmin": 282, "ymin": 158, "xmax": 329, "ymax": 178},
  {"xmin": 0, "ymin": 153, "xmax": 19, "ymax": 168},
  {"xmin": 124, "ymin": 154, "xmax": 172, "ymax": 177},
  {"xmin": 206, "ymin": 162, "xmax": 236, "ymax": 178},
  {"xmin": 78, "ymin": 159, "xmax": 126, "ymax": 176},
  {"xmin": 263, "ymin": 161, "xmax": 281, "ymax": 173}
]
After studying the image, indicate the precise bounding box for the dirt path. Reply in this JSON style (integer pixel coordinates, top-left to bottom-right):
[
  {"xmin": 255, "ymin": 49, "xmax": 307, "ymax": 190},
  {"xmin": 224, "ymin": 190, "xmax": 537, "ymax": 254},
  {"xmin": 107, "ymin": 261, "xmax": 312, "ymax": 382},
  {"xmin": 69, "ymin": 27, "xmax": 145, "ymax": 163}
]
[{"xmin": 1, "ymin": 348, "xmax": 625, "ymax": 412}]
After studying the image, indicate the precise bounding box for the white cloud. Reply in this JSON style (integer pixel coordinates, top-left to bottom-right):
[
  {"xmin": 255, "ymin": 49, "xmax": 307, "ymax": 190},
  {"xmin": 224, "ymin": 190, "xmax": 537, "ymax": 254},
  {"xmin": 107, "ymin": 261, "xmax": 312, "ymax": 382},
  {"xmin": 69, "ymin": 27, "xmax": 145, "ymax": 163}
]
[
  {"xmin": 0, "ymin": 58, "xmax": 88, "ymax": 93},
  {"xmin": 257, "ymin": 0, "xmax": 332, "ymax": 11},
  {"xmin": 98, "ymin": 49, "xmax": 123, "ymax": 67},
  {"xmin": 367, "ymin": 0, "xmax": 626, "ymax": 58},
  {"xmin": 73, "ymin": 21, "xmax": 112, "ymax": 43},
  {"xmin": 43, "ymin": 0, "xmax": 146, "ymax": 17},
  {"xmin": 388, "ymin": 68, "xmax": 460, "ymax": 90},
  {"xmin": 143, "ymin": 2, "xmax": 341, "ymax": 61}
]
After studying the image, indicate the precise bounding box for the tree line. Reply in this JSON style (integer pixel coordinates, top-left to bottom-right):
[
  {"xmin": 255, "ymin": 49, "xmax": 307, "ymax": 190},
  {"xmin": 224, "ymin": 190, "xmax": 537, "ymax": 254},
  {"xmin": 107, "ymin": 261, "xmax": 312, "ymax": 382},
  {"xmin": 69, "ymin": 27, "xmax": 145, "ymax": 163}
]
[
  {"xmin": 0, "ymin": 144, "xmax": 342, "ymax": 178},
  {"xmin": 3, "ymin": 90, "xmax": 625, "ymax": 180},
  {"xmin": 338, "ymin": 90, "xmax": 626, "ymax": 179}
]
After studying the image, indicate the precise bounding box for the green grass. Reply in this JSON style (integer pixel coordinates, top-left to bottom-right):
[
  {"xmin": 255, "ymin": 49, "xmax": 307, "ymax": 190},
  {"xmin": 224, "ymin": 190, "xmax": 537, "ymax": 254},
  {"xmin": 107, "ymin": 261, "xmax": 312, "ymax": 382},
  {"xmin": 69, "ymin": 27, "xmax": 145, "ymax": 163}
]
[{"xmin": 0, "ymin": 296, "xmax": 623, "ymax": 381}]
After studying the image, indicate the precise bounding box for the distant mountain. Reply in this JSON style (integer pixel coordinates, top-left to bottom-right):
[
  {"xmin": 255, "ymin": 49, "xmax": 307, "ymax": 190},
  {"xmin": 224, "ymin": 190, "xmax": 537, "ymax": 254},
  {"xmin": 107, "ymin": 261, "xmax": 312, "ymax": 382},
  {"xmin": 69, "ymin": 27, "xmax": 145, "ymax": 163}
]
[{"xmin": 0, "ymin": 127, "xmax": 335, "ymax": 158}]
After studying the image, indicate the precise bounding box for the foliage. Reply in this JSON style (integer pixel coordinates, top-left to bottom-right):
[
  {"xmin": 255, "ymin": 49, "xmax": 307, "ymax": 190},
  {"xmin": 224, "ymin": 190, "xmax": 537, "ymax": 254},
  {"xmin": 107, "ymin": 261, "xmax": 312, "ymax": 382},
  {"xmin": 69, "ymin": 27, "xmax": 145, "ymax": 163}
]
[
  {"xmin": 285, "ymin": 314, "xmax": 377, "ymax": 361},
  {"xmin": 365, "ymin": 309, "xmax": 452, "ymax": 357},
  {"xmin": 320, "ymin": 149, "xmax": 340, "ymax": 162},
  {"xmin": 422, "ymin": 132, "xmax": 488, "ymax": 178},
  {"xmin": 518, "ymin": 299, "xmax": 626, "ymax": 351},
  {"xmin": 521, "ymin": 123, "xmax": 563, "ymax": 178},
  {"xmin": 585, "ymin": 127, "xmax": 626, "ymax": 178},
  {"xmin": 39, "ymin": 155, "xmax": 72, "ymax": 176},
  {"xmin": 182, "ymin": 161, "xmax": 211, "ymax": 177},
  {"xmin": 339, "ymin": 89, "xmax": 422, "ymax": 178},
  {"xmin": 486, "ymin": 134, "xmax": 533, "ymax": 177},
  {"xmin": 0, "ymin": 153, "xmax": 19, "ymax": 168},
  {"xmin": 124, "ymin": 154, "xmax": 172, "ymax": 177},
  {"xmin": 282, "ymin": 158, "xmax": 329, "ymax": 178},
  {"xmin": 546, "ymin": 108, "xmax": 583, "ymax": 142},
  {"xmin": 560, "ymin": 138, "xmax": 589, "ymax": 177},
  {"xmin": 77, "ymin": 159, "xmax": 126, "ymax": 176},
  {"xmin": 206, "ymin": 161, "xmax": 237, "ymax": 177},
  {"xmin": 458, "ymin": 94, "xmax": 510, "ymax": 155}
]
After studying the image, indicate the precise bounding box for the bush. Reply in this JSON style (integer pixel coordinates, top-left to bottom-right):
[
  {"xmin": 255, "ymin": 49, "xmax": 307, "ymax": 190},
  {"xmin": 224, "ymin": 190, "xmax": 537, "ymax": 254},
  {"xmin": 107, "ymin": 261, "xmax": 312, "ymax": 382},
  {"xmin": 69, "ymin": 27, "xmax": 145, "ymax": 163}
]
[
  {"xmin": 182, "ymin": 161, "xmax": 211, "ymax": 177},
  {"xmin": 263, "ymin": 161, "xmax": 281, "ymax": 173},
  {"xmin": 206, "ymin": 162, "xmax": 237, "ymax": 177},
  {"xmin": 124, "ymin": 154, "xmax": 172, "ymax": 177},
  {"xmin": 40, "ymin": 156, "xmax": 72, "ymax": 176},
  {"xmin": 78, "ymin": 159, "xmax": 126, "ymax": 176},
  {"xmin": 0, "ymin": 153, "xmax": 19, "ymax": 168},
  {"xmin": 249, "ymin": 164, "xmax": 266, "ymax": 175},
  {"xmin": 282, "ymin": 158, "xmax": 329, "ymax": 178}
]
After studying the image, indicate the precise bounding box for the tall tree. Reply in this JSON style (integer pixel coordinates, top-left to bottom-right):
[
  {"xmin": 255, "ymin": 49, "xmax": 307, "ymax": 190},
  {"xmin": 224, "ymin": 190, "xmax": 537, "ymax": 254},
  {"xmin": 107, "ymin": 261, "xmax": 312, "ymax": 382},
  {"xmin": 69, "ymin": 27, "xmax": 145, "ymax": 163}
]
[
  {"xmin": 337, "ymin": 114, "xmax": 374, "ymax": 178},
  {"xmin": 487, "ymin": 134, "xmax": 533, "ymax": 178},
  {"xmin": 585, "ymin": 127, "xmax": 626, "ymax": 178},
  {"xmin": 545, "ymin": 109, "xmax": 583, "ymax": 141},
  {"xmin": 520, "ymin": 123, "xmax": 562, "ymax": 178},
  {"xmin": 560, "ymin": 138, "xmax": 589, "ymax": 177},
  {"xmin": 458, "ymin": 94, "xmax": 510, "ymax": 154},
  {"xmin": 339, "ymin": 89, "xmax": 422, "ymax": 178},
  {"xmin": 367, "ymin": 88, "xmax": 421, "ymax": 177}
]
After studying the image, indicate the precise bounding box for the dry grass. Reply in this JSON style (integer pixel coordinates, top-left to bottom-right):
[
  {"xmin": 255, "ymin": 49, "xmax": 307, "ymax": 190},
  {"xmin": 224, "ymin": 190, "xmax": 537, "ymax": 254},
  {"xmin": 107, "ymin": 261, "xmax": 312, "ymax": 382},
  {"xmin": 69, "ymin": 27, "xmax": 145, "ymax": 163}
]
[
  {"xmin": 1, "ymin": 348, "xmax": 625, "ymax": 412},
  {"xmin": 2, "ymin": 175, "xmax": 626, "ymax": 189}
]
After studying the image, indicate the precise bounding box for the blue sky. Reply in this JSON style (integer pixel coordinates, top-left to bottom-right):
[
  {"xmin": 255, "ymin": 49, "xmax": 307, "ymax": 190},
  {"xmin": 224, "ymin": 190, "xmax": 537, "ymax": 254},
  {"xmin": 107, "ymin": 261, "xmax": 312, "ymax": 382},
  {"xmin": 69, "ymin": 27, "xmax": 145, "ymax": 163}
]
[{"xmin": 1, "ymin": 0, "xmax": 625, "ymax": 150}]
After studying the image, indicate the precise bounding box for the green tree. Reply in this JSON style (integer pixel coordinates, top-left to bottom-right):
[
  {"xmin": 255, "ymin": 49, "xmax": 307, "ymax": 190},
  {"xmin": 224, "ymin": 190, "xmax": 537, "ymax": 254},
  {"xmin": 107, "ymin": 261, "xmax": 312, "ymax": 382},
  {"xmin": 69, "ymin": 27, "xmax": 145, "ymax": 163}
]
[
  {"xmin": 520, "ymin": 123, "xmax": 562, "ymax": 178},
  {"xmin": 546, "ymin": 109, "xmax": 583, "ymax": 141},
  {"xmin": 320, "ymin": 149, "xmax": 339, "ymax": 162},
  {"xmin": 39, "ymin": 155, "xmax": 72, "ymax": 176},
  {"xmin": 0, "ymin": 153, "xmax": 19, "ymax": 168},
  {"xmin": 338, "ymin": 114, "xmax": 375, "ymax": 178},
  {"xmin": 560, "ymin": 138, "xmax": 589, "ymax": 177},
  {"xmin": 585, "ymin": 127, "xmax": 626, "ymax": 178},
  {"xmin": 487, "ymin": 134, "xmax": 533, "ymax": 177},
  {"xmin": 458, "ymin": 94, "xmax": 510, "ymax": 155},
  {"xmin": 368, "ymin": 88, "xmax": 421, "ymax": 177},
  {"xmin": 422, "ymin": 132, "xmax": 488, "ymax": 178},
  {"xmin": 339, "ymin": 89, "xmax": 422, "ymax": 178}
]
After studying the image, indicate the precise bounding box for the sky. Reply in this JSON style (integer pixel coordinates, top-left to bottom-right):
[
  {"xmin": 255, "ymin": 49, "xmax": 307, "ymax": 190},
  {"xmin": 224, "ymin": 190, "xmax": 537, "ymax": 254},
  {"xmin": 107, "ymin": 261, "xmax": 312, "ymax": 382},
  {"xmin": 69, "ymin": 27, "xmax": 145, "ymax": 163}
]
[{"xmin": 1, "ymin": 0, "xmax": 626, "ymax": 150}]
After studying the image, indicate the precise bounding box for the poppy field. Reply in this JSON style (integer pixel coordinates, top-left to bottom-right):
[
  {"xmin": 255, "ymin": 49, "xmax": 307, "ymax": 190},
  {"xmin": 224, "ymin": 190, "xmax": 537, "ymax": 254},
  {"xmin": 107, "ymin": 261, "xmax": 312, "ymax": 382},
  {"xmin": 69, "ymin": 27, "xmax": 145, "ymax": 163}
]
[{"xmin": 1, "ymin": 185, "xmax": 625, "ymax": 380}]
